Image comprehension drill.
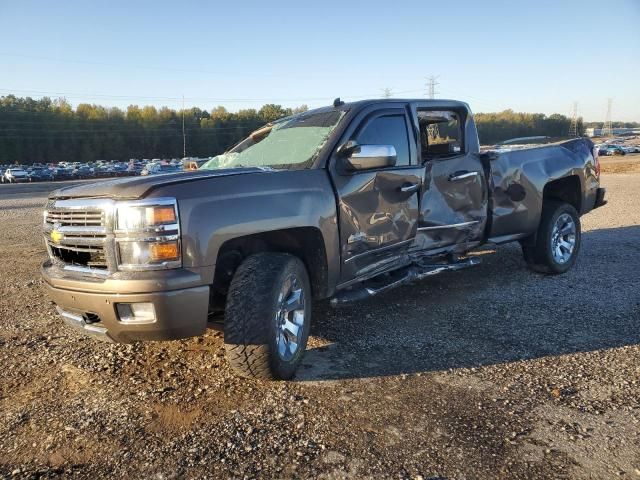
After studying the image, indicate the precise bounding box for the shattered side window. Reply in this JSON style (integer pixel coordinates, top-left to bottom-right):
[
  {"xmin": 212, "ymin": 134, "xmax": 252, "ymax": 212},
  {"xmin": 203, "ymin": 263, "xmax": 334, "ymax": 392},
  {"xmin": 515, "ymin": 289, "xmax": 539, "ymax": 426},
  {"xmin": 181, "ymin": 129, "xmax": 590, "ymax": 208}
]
[
  {"xmin": 418, "ymin": 110, "xmax": 463, "ymax": 157},
  {"xmin": 201, "ymin": 110, "xmax": 344, "ymax": 171}
]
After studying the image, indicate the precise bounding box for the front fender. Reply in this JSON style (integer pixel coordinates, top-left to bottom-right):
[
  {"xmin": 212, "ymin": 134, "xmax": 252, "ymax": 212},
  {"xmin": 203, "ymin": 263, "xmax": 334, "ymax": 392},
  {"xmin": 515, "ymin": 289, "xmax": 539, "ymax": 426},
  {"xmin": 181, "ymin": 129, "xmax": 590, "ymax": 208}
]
[{"xmin": 152, "ymin": 169, "xmax": 340, "ymax": 289}]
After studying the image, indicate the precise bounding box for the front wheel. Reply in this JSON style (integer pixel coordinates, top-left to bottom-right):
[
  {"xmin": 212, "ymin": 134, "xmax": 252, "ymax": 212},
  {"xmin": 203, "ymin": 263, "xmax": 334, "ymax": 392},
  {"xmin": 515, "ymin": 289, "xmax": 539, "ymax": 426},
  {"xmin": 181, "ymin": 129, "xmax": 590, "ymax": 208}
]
[
  {"xmin": 522, "ymin": 201, "xmax": 581, "ymax": 274},
  {"xmin": 224, "ymin": 253, "xmax": 311, "ymax": 380}
]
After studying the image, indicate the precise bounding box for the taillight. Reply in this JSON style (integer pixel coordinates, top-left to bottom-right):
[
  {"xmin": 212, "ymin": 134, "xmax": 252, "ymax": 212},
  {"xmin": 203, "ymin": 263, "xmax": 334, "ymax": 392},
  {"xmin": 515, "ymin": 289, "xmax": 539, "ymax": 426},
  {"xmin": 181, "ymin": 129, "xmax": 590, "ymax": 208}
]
[{"xmin": 593, "ymin": 146, "xmax": 600, "ymax": 177}]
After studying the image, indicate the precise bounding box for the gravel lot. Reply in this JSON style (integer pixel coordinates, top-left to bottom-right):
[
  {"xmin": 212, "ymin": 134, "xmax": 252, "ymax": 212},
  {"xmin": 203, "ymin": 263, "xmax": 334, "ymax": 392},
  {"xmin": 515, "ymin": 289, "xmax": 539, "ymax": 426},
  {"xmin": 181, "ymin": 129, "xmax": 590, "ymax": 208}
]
[{"xmin": 0, "ymin": 173, "xmax": 639, "ymax": 479}]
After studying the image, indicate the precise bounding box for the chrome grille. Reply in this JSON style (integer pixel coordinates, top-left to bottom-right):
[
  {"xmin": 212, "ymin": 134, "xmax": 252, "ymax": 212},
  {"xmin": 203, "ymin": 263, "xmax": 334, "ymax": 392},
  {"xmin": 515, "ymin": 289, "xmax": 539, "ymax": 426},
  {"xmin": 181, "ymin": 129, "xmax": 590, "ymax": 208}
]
[
  {"xmin": 44, "ymin": 199, "xmax": 114, "ymax": 272},
  {"xmin": 45, "ymin": 210, "xmax": 104, "ymax": 227}
]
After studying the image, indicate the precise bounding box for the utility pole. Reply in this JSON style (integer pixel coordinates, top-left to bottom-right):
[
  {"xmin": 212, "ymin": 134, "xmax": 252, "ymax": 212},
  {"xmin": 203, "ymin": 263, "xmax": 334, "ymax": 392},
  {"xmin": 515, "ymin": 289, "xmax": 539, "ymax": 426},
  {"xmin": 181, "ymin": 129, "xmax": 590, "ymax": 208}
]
[
  {"xmin": 426, "ymin": 76, "xmax": 440, "ymax": 142},
  {"xmin": 426, "ymin": 75, "xmax": 439, "ymax": 99},
  {"xmin": 182, "ymin": 95, "xmax": 187, "ymax": 158},
  {"xmin": 568, "ymin": 102, "xmax": 578, "ymax": 137},
  {"xmin": 382, "ymin": 87, "xmax": 392, "ymax": 98},
  {"xmin": 602, "ymin": 98, "xmax": 613, "ymax": 137}
]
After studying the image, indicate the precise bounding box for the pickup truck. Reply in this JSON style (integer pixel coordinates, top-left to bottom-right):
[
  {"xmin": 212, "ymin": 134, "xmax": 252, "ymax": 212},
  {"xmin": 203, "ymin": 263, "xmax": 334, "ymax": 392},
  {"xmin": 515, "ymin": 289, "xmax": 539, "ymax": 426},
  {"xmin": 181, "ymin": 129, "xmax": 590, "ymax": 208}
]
[{"xmin": 42, "ymin": 99, "xmax": 606, "ymax": 380}]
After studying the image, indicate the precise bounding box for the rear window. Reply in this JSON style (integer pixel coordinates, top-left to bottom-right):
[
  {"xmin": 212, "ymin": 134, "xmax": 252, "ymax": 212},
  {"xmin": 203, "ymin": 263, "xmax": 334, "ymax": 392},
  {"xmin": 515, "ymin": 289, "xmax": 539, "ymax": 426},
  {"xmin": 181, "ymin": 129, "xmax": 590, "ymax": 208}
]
[{"xmin": 418, "ymin": 110, "xmax": 464, "ymax": 158}]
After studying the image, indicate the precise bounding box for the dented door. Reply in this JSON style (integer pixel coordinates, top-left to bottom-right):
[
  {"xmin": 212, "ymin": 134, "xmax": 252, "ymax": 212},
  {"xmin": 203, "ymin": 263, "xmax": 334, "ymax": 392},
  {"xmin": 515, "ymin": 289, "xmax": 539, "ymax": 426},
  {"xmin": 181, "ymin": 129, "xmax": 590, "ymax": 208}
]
[
  {"xmin": 329, "ymin": 106, "xmax": 422, "ymax": 282},
  {"xmin": 417, "ymin": 153, "xmax": 487, "ymax": 250}
]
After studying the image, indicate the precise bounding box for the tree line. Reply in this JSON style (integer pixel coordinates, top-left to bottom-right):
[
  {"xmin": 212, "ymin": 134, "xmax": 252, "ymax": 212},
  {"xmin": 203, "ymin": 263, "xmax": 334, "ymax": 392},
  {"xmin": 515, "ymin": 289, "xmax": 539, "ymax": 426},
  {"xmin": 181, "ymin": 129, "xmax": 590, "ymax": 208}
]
[
  {"xmin": 1, "ymin": 95, "xmax": 637, "ymax": 164},
  {"xmin": 0, "ymin": 95, "xmax": 308, "ymax": 164}
]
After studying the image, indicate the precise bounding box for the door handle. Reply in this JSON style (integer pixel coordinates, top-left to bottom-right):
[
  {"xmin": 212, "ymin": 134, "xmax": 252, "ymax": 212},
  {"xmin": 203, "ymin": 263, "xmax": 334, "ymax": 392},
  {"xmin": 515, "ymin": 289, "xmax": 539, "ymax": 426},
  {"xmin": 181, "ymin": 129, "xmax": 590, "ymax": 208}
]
[
  {"xmin": 399, "ymin": 183, "xmax": 419, "ymax": 194},
  {"xmin": 448, "ymin": 171, "xmax": 479, "ymax": 181}
]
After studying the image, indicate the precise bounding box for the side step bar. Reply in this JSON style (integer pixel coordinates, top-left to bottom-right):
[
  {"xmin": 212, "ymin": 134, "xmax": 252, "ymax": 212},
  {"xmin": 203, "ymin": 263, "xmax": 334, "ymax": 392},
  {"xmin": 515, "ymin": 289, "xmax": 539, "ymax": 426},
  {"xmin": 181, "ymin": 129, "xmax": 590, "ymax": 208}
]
[{"xmin": 330, "ymin": 257, "xmax": 481, "ymax": 306}]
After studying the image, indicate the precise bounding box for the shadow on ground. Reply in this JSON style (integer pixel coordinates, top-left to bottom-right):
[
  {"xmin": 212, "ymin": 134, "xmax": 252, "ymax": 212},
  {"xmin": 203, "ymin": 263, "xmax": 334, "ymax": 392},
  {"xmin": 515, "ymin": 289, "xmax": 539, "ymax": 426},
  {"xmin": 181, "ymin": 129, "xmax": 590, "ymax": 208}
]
[{"xmin": 296, "ymin": 225, "xmax": 640, "ymax": 381}]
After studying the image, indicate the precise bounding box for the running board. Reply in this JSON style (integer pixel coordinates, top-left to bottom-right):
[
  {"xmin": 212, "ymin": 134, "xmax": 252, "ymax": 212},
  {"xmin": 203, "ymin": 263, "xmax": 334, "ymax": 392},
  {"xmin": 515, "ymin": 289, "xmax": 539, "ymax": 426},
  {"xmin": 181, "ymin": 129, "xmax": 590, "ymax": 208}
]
[{"xmin": 330, "ymin": 257, "xmax": 481, "ymax": 306}]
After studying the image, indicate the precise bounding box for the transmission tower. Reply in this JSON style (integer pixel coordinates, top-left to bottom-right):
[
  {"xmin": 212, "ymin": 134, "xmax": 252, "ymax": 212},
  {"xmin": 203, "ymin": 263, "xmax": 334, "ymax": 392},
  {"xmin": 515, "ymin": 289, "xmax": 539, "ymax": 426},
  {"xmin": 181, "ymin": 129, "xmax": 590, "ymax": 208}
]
[
  {"xmin": 382, "ymin": 87, "xmax": 392, "ymax": 98},
  {"xmin": 426, "ymin": 76, "xmax": 440, "ymax": 142},
  {"xmin": 568, "ymin": 102, "xmax": 578, "ymax": 137},
  {"xmin": 602, "ymin": 98, "xmax": 613, "ymax": 137}
]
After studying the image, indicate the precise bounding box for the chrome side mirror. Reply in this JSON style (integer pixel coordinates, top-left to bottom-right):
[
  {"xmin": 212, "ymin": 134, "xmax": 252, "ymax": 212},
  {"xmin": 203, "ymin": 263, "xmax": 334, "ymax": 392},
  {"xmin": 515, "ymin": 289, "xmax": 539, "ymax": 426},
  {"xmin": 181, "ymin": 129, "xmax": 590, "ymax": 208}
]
[{"xmin": 339, "ymin": 142, "xmax": 397, "ymax": 171}]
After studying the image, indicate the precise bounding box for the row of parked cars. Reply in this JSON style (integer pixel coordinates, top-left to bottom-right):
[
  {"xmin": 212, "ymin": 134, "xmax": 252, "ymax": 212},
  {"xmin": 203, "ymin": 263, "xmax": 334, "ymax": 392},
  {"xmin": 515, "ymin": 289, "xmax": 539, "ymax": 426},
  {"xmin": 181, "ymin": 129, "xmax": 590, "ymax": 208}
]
[
  {"xmin": 596, "ymin": 139, "xmax": 640, "ymax": 156},
  {"xmin": 0, "ymin": 158, "xmax": 206, "ymax": 184}
]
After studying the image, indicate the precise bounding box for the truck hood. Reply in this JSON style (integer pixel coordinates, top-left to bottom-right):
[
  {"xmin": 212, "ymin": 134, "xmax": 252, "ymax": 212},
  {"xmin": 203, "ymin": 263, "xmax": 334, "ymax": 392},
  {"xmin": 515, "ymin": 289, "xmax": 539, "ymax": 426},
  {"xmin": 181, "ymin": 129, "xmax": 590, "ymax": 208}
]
[{"xmin": 48, "ymin": 167, "xmax": 272, "ymax": 199}]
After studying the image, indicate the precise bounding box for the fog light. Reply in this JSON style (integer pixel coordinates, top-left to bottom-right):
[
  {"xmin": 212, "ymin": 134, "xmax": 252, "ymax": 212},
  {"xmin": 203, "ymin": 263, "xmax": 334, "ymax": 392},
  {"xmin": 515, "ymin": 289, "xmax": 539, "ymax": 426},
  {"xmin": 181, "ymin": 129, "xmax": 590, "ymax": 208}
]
[{"xmin": 116, "ymin": 303, "xmax": 156, "ymax": 324}]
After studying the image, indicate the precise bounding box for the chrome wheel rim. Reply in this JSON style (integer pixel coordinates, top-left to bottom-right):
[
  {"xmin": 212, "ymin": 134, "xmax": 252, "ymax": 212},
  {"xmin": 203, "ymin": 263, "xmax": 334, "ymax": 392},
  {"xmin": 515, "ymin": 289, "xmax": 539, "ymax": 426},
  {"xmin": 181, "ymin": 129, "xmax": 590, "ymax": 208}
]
[
  {"xmin": 275, "ymin": 274, "xmax": 305, "ymax": 361},
  {"xmin": 551, "ymin": 213, "xmax": 576, "ymax": 264}
]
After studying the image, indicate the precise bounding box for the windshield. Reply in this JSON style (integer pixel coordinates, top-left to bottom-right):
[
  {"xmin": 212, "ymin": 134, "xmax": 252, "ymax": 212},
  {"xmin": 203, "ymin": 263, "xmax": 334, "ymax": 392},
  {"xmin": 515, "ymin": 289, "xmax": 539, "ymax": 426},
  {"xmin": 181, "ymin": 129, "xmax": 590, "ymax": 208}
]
[{"xmin": 201, "ymin": 110, "xmax": 344, "ymax": 171}]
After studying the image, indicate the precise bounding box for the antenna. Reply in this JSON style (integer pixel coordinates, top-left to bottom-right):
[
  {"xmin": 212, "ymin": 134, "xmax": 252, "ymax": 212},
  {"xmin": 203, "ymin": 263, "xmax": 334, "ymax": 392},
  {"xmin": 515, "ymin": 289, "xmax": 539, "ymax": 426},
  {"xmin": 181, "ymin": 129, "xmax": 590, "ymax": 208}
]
[
  {"xmin": 182, "ymin": 95, "xmax": 186, "ymax": 158},
  {"xmin": 426, "ymin": 75, "xmax": 440, "ymax": 142},
  {"xmin": 602, "ymin": 98, "xmax": 613, "ymax": 137},
  {"xmin": 568, "ymin": 102, "xmax": 578, "ymax": 137}
]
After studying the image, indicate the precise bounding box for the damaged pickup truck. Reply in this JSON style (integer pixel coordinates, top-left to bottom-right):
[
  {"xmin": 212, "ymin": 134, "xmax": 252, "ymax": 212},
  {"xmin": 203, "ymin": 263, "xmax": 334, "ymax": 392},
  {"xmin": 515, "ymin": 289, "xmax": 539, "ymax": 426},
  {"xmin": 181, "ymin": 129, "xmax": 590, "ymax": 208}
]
[{"xmin": 42, "ymin": 99, "xmax": 606, "ymax": 379}]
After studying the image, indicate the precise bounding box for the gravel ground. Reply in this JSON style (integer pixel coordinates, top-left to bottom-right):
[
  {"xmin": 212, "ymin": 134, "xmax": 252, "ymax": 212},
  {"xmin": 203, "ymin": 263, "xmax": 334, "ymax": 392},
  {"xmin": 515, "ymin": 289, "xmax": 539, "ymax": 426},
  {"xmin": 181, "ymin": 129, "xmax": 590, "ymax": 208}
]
[{"xmin": 0, "ymin": 174, "xmax": 639, "ymax": 479}]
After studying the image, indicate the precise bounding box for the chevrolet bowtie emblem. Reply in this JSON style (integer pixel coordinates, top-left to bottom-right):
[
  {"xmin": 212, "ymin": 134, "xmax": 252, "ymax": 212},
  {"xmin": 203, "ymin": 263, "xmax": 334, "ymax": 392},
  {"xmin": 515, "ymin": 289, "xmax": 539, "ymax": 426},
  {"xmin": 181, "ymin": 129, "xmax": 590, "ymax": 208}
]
[{"xmin": 50, "ymin": 229, "xmax": 63, "ymax": 243}]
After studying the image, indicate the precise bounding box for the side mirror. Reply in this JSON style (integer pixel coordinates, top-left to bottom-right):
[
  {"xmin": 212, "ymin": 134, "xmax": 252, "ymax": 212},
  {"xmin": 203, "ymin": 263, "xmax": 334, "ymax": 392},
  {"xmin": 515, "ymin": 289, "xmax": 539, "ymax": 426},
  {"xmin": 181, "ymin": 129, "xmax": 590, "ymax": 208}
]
[{"xmin": 339, "ymin": 143, "xmax": 397, "ymax": 171}]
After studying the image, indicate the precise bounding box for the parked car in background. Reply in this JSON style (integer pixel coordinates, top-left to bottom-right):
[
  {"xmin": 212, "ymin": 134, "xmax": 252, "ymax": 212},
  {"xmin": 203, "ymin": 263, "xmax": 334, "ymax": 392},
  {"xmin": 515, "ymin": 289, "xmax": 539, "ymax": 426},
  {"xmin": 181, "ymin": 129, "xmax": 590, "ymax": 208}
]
[
  {"xmin": 141, "ymin": 163, "xmax": 182, "ymax": 175},
  {"xmin": 183, "ymin": 158, "xmax": 208, "ymax": 170},
  {"xmin": 52, "ymin": 167, "xmax": 74, "ymax": 181},
  {"xmin": 27, "ymin": 167, "xmax": 55, "ymax": 182},
  {"xmin": 71, "ymin": 165, "xmax": 94, "ymax": 179},
  {"xmin": 3, "ymin": 168, "xmax": 29, "ymax": 183},
  {"xmin": 598, "ymin": 145, "xmax": 626, "ymax": 156}
]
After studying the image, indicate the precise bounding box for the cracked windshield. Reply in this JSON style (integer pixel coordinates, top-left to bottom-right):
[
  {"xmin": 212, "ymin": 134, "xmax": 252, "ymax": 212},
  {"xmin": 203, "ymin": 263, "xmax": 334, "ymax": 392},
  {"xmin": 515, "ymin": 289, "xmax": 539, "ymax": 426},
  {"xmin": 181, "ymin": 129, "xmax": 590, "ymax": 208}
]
[{"xmin": 201, "ymin": 110, "xmax": 344, "ymax": 170}]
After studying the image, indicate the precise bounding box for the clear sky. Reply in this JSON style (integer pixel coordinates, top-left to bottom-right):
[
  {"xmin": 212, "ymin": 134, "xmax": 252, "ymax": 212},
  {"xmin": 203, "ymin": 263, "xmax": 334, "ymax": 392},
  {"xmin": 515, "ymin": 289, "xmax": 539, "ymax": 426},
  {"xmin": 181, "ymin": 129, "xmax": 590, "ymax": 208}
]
[{"xmin": 1, "ymin": 0, "xmax": 639, "ymax": 121}]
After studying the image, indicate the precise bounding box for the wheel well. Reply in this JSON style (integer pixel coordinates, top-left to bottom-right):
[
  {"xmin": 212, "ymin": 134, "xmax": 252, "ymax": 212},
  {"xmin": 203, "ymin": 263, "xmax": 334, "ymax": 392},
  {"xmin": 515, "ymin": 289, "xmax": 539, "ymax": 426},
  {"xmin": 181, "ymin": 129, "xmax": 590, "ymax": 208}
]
[
  {"xmin": 211, "ymin": 227, "xmax": 329, "ymax": 311},
  {"xmin": 543, "ymin": 176, "xmax": 581, "ymax": 213}
]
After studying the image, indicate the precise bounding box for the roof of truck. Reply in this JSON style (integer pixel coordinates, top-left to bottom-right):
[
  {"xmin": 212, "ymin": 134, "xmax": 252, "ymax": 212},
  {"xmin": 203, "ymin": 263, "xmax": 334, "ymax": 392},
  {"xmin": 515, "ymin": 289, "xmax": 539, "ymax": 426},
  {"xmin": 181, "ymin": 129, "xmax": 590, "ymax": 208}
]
[
  {"xmin": 283, "ymin": 98, "xmax": 472, "ymax": 122},
  {"xmin": 335, "ymin": 98, "xmax": 470, "ymax": 110}
]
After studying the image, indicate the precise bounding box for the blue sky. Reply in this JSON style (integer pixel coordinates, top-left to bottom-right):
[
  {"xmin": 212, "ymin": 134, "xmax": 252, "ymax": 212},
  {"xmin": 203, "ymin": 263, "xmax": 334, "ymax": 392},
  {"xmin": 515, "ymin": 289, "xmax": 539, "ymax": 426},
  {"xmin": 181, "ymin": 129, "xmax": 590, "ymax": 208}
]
[{"xmin": 1, "ymin": 0, "xmax": 639, "ymax": 121}]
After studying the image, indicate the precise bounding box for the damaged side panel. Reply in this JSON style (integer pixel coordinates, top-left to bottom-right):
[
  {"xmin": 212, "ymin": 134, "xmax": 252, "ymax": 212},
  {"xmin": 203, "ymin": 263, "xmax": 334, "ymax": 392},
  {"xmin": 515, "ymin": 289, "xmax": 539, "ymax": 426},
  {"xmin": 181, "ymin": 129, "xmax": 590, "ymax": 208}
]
[
  {"xmin": 488, "ymin": 143, "xmax": 593, "ymax": 239},
  {"xmin": 412, "ymin": 155, "xmax": 488, "ymax": 253}
]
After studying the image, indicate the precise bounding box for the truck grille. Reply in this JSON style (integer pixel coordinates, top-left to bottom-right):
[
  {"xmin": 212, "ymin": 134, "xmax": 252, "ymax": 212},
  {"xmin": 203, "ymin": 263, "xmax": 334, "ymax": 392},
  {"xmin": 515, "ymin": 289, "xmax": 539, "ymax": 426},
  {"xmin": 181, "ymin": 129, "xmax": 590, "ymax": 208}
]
[
  {"xmin": 45, "ymin": 210, "xmax": 105, "ymax": 228},
  {"xmin": 49, "ymin": 243, "xmax": 108, "ymax": 269},
  {"xmin": 44, "ymin": 199, "xmax": 113, "ymax": 272}
]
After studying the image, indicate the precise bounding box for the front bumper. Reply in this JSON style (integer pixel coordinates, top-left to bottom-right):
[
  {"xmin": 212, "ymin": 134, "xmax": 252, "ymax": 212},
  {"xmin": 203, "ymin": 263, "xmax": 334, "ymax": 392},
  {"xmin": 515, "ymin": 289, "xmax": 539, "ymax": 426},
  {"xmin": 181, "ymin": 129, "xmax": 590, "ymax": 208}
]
[
  {"xmin": 43, "ymin": 262, "xmax": 210, "ymax": 343},
  {"xmin": 594, "ymin": 187, "xmax": 607, "ymax": 209}
]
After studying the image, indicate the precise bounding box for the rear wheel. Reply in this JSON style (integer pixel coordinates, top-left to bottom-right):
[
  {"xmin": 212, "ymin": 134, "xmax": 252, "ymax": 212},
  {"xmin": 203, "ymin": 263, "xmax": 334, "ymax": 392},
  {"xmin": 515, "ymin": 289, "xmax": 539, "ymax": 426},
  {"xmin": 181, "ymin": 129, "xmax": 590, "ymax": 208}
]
[
  {"xmin": 522, "ymin": 201, "xmax": 581, "ymax": 274},
  {"xmin": 224, "ymin": 253, "xmax": 311, "ymax": 380}
]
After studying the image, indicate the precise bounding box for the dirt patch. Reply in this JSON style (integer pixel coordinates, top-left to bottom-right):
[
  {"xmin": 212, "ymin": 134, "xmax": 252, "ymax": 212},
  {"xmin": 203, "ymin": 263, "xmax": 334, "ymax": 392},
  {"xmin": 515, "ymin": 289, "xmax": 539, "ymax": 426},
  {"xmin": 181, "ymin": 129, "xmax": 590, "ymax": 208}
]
[
  {"xmin": 600, "ymin": 161, "xmax": 640, "ymax": 174},
  {"xmin": 0, "ymin": 176, "xmax": 639, "ymax": 478}
]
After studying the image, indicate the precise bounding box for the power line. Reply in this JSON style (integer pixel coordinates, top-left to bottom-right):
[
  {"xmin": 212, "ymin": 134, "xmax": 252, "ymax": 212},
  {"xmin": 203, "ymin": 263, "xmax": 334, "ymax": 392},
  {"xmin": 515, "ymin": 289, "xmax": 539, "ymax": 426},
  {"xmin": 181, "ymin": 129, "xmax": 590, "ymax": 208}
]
[
  {"xmin": 0, "ymin": 123, "xmax": 266, "ymax": 132},
  {"xmin": 0, "ymin": 87, "xmax": 426, "ymax": 104}
]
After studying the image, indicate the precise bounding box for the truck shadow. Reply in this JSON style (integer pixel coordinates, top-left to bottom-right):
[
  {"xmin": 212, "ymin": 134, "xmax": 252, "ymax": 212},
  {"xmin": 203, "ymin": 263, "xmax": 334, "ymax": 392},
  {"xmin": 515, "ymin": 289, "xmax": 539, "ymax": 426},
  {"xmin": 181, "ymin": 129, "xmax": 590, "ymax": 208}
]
[{"xmin": 296, "ymin": 225, "xmax": 640, "ymax": 382}]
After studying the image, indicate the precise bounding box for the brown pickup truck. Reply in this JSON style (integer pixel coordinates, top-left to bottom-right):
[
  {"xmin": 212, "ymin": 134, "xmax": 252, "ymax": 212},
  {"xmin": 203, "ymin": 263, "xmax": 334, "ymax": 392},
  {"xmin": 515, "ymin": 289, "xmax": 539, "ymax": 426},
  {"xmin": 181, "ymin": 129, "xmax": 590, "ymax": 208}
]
[{"xmin": 42, "ymin": 99, "xmax": 606, "ymax": 379}]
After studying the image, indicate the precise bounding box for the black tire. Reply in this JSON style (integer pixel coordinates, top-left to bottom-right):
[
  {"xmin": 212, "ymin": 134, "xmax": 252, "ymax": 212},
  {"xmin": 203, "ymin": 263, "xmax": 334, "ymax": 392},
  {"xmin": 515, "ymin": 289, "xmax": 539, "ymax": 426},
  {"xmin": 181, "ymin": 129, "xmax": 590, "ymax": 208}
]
[
  {"xmin": 522, "ymin": 201, "xmax": 581, "ymax": 274},
  {"xmin": 224, "ymin": 253, "xmax": 312, "ymax": 380}
]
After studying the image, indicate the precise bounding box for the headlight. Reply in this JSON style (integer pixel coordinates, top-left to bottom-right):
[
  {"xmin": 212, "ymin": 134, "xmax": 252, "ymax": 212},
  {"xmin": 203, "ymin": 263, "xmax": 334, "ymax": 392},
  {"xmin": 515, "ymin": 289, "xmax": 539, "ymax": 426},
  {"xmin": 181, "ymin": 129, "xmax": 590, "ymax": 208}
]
[{"xmin": 115, "ymin": 198, "xmax": 181, "ymax": 270}]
